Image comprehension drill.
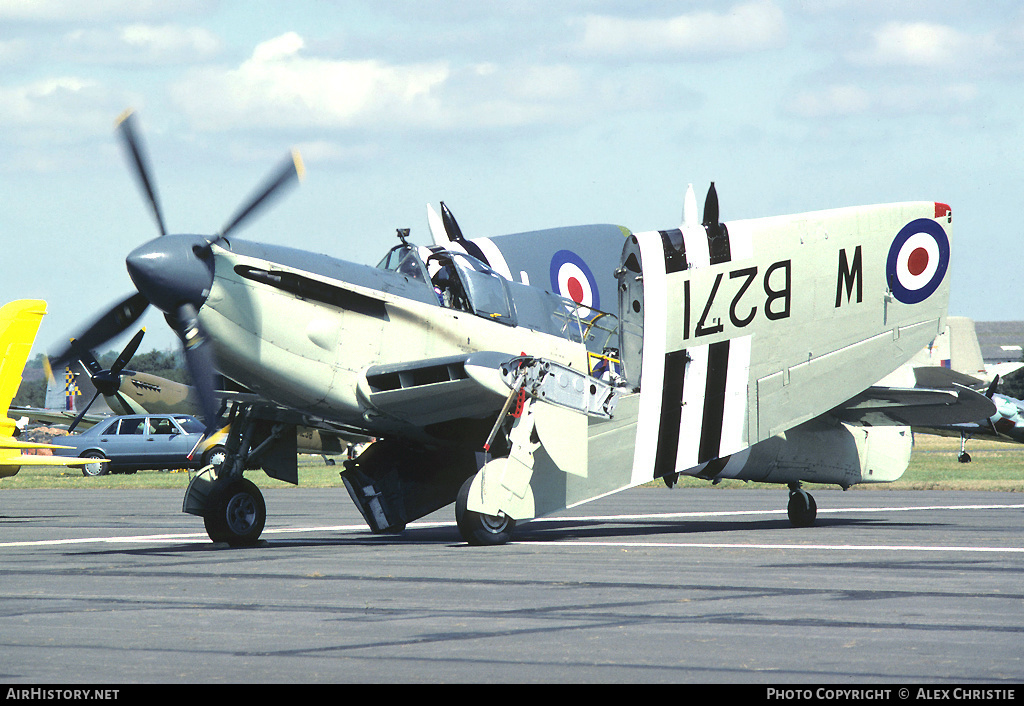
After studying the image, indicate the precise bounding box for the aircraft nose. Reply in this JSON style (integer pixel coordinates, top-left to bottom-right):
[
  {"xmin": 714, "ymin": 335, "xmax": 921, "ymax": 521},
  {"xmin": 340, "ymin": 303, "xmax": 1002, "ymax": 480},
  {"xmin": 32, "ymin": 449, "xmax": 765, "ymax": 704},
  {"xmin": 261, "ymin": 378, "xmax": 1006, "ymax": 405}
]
[{"xmin": 126, "ymin": 234, "xmax": 215, "ymax": 314}]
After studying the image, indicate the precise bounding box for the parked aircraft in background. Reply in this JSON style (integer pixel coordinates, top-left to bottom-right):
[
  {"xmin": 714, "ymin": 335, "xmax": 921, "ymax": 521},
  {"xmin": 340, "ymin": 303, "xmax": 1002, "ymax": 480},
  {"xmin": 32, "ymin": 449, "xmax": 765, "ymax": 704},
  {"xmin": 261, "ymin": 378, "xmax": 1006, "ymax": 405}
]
[
  {"xmin": 23, "ymin": 331, "xmax": 355, "ymax": 459},
  {"xmin": 875, "ymin": 317, "xmax": 1024, "ymax": 463},
  {"xmin": 46, "ymin": 111, "xmax": 990, "ymax": 546}
]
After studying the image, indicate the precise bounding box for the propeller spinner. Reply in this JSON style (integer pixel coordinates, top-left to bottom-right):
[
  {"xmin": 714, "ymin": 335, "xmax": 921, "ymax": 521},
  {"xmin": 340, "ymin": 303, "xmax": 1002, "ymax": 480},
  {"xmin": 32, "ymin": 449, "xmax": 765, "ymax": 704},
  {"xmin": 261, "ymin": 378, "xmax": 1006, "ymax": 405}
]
[{"xmin": 48, "ymin": 111, "xmax": 303, "ymax": 432}]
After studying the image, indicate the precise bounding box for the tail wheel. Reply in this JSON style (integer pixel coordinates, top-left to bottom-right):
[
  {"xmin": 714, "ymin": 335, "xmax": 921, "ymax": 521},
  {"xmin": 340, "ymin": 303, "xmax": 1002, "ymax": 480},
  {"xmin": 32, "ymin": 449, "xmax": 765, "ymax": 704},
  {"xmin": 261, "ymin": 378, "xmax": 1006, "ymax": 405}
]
[
  {"xmin": 80, "ymin": 451, "xmax": 108, "ymax": 477},
  {"xmin": 203, "ymin": 477, "xmax": 266, "ymax": 546},
  {"xmin": 455, "ymin": 476, "xmax": 515, "ymax": 546}
]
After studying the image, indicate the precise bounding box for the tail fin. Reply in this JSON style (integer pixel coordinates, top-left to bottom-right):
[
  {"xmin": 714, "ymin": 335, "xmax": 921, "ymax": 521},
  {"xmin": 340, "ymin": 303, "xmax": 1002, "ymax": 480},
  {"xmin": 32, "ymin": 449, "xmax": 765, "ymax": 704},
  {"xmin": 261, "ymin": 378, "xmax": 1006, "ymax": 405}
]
[
  {"xmin": 0, "ymin": 300, "xmax": 113, "ymax": 479},
  {"xmin": 895, "ymin": 316, "xmax": 989, "ymax": 385},
  {"xmin": 946, "ymin": 316, "xmax": 987, "ymax": 378},
  {"xmin": 0, "ymin": 300, "xmax": 47, "ymax": 436},
  {"xmin": 44, "ymin": 366, "xmax": 79, "ymax": 411}
]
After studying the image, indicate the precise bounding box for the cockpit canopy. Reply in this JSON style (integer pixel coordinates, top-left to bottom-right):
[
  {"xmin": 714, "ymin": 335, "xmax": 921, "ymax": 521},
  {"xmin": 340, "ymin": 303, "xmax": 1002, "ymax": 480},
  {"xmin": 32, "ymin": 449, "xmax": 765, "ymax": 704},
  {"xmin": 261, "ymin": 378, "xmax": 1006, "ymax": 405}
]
[{"xmin": 377, "ymin": 243, "xmax": 616, "ymax": 351}]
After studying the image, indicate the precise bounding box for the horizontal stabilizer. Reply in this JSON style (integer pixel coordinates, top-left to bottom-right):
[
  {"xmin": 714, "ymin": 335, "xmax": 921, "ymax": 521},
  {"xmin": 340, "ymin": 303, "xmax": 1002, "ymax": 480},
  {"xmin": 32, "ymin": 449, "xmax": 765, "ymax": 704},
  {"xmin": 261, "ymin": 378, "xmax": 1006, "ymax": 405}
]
[
  {"xmin": 912, "ymin": 366, "xmax": 985, "ymax": 391},
  {"xmin": 830, "ymin": 384, "xmax": 996, "ymax": 427},
  {"xmin": 0, "ymin": 438, "xmax": 72, "ymax": 451},
  {"xmin": 3, "ymin": 454, "xmax": 105, "ymax": 468}
]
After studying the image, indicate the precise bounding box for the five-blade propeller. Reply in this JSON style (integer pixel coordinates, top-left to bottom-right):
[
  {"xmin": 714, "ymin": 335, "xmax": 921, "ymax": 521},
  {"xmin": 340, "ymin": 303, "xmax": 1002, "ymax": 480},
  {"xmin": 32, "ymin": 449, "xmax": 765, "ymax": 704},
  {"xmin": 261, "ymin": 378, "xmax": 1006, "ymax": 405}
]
[{"xmin": 49, "ymin": 110, "xmax": 302, "ymax": 433}]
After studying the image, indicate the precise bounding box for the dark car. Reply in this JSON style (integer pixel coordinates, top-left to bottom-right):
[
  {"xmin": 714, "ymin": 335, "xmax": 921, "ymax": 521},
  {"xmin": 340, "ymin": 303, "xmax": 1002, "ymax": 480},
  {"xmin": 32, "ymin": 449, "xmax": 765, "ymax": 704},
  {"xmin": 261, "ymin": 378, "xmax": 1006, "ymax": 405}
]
[{"xmin": 55, "ymin": 414, "xmax": 225, "ymax": 476}]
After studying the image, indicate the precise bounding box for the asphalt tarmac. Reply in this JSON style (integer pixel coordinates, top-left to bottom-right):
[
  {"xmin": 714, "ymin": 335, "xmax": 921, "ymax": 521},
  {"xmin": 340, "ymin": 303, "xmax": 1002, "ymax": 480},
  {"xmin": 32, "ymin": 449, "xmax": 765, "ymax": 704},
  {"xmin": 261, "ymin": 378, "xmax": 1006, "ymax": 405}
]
[{"xmin": 1, "ymin": 486, "xmax": 1022, "ymax": 684}]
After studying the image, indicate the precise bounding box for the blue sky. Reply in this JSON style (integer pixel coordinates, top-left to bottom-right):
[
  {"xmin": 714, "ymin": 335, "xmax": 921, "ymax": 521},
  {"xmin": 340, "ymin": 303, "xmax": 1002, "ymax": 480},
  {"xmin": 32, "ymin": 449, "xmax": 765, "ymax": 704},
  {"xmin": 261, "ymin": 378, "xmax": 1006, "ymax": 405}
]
[{"xmin": 2, "ymin": 0, "xmax": 1022, "ymax": 357}]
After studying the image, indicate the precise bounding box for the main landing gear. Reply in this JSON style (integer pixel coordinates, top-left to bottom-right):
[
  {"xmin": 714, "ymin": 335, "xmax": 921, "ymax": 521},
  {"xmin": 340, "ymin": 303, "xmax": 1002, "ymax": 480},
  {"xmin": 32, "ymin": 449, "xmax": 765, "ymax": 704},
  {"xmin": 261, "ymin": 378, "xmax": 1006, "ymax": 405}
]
[
  {"xmin": 203, "ymin": 477, "xmax": 266, "ymax": 546},
  {"xmin": 454, "ymin": 475, "xmax": 516, "ymax": 546},
  {"xmin": 183, "ymin": 404, "xmax": 296, "ymax": 547},
  {"xmin": 787, "ymin": 483, "xmax": 817, "ymax": 528},
  {"xmin": 958, "ymin": 433, "xmax": 972, "ymax": 463}
]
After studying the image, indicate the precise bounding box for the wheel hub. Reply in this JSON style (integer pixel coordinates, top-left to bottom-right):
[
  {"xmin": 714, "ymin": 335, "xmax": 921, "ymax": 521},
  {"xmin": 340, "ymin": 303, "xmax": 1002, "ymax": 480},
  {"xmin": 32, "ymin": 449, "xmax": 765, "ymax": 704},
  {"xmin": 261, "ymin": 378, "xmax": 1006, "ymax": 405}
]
[
  {"xmin": 479, "ymin": 512, "xmax": 510, "ymax": 533},
  {"xmin": 225, "ymin": 492, "xmax": 257, "ymax": 533}
]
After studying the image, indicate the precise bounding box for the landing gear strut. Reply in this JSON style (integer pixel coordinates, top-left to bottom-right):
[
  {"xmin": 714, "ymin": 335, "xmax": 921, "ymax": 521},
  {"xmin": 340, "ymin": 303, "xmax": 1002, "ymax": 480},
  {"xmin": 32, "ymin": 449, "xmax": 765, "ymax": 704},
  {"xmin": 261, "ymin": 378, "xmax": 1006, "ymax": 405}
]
[
  {"xmin": 787, "ymin": 483, "xmax": 817, "ymax": 527},
  {"xmin": 183, "ymin": 403, "xmax": 297, "ymax": 546},
  {"xmin": 958, "ymin": 433, "xmax": 972, "ymax": 463}
]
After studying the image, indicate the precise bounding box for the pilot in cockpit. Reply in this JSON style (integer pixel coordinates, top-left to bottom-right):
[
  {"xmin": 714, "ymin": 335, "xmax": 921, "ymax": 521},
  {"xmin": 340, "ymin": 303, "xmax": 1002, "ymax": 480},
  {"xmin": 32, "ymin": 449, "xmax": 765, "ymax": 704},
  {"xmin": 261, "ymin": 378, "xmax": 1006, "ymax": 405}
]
[{"xmin": 429, "ymin": 257, "xmax": 470, "ymax": 312}]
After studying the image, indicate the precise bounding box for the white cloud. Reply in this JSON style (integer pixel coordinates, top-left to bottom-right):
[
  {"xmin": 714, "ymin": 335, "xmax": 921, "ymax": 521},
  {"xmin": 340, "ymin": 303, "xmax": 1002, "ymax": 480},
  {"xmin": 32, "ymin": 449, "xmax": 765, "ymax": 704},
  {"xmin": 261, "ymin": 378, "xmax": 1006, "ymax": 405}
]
[
  {"xmin": 0, "ymin": 76, "xmax": 135, "ymax": 171},
  {"xmin": 848, "ymin": 21, "xmax": 999, "ymax": 69},
  {"xmin": 0, "ymin": 77, "xmax": 124, "ymax": 132},
  {"xmin": 0, "ymin": 37, "xmax": 28, "ymax": 66},
  {"xmin": 63, "ymin": 24, "xmax": 223, "ymax": 65},
  {"xmin": 786, "ymin": 82, "xmax": 979, "ymax": 119},
  {"xmin": 577, "ymin": 1, "xmax": 787, "ymax": 58},
  {"xmin": 169, "ymin": 32, "xmax": 639, "ymax": 136},
  {"xmin": 171, "ymin": 32, "xmax": 451, "ymax": 132},
  {"xmin": 121, "ymin": 24, "xmax": 221, "ymax": 59},
  {"xmin": 0, "ymin": 0, "xmax": 214, "ymax": 22},
  {"xmin": 787, "ymin": 85, "xmax": 871, "ymax": 118}
]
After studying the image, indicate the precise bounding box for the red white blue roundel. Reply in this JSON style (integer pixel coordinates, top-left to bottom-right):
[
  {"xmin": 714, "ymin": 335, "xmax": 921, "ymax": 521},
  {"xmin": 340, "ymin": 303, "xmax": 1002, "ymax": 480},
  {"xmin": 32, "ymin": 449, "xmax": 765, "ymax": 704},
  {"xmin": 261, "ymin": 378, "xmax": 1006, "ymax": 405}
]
[
  {"xmin": 550, "ymin": 250, "xmax": 600, "ymax": 315},
  {"xmin": 886, "ymin": 218, "xmax": 949, "ymax": 304}
]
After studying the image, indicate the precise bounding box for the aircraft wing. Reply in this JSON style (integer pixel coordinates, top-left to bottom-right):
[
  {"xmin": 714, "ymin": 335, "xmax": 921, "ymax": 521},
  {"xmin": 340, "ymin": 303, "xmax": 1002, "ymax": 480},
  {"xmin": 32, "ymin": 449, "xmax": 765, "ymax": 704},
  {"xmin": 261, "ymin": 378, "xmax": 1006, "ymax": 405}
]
[
  {"xmin": 829, "ymin": 384, "xmax": 996, "ymax": 427},
  {"xmin": 358, "ymin": 351, "xmax": 513, "ymax": 427},
  {"xmin": 9, "ymin": 406, "xmax": 108, "ymax": 430}
]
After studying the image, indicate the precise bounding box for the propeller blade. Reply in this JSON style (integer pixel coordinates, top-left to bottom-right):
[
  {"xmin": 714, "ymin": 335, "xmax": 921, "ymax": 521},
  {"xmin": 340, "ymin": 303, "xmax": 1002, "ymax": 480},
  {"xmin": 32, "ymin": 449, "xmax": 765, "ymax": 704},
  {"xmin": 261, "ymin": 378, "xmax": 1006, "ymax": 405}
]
[
  {"xmin": 426, "ymin": 204, "xmax": 450, "ymax": 245},
  {"xmin": 682, "ymin": 183, "xmax": 698, "ymax": 228},
  {"xmin": 67, "ymin": 390, "xmax": 102, "ymax": 434},
  {"xmin": 168, "ymin": 303, "xmax": 221, "ymax": 432},
  {"xmin": 48, "ymin": 292, "xmax": 150, "ymax": 374},
  {"xmin": 73, "ymin": 341, "xmax": 103, "ymax": 377},
  {"xmin": 986, "ymin": 374, "xmax": 1001, "ymax": 399},
  {"xmin": 702, "ymin": 182, "xmax": 719, "ymax": 227},
  {"xmin": 215, "ymin": 149, "xmax": 304, "ymax": 243},
  {"xmin": 109, "ymin": 328, "xmax": 145, "ymax": 376},
  {"xmin": 116, "ymin": 110, "xmax": 167, "ymax": 237},
  {"xmin": 440, "ymin": 201, "xmax": 465, "ymax": 242}
]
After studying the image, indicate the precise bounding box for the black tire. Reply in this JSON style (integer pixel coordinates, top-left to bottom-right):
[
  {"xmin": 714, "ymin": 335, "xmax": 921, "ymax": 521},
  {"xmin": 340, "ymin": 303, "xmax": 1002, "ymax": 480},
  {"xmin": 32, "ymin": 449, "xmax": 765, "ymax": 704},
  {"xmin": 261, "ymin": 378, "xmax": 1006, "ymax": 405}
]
[
  {"xmin": 203, "ymin": 477, "xmax": 266, "ymax": 546},
  {"xmin": 787, "ymin": 489, "xmax": 817, "ymax": 528},
  {"xmin": 201, "ymin": 444, "xmax": 227, "ymax": 470},
  {"xmin": 80, "ymin": 451, "xmax": 108, "ymax": 477},
  {"xmin": 455, "ymin": 475, "xmax": 515, "ymax": 546}
]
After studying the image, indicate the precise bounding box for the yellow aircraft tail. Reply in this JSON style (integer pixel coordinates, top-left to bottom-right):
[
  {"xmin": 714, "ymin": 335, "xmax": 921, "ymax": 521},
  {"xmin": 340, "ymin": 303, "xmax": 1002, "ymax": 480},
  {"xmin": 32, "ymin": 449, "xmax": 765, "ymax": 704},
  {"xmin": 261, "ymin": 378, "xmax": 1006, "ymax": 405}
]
[
  {"xmin": 0, "ymin": 299, "xmax": 47, "ymax": 437},
  {"xmin": 0, "ymin": 300, "xmax": 106, "ymax": 477}
]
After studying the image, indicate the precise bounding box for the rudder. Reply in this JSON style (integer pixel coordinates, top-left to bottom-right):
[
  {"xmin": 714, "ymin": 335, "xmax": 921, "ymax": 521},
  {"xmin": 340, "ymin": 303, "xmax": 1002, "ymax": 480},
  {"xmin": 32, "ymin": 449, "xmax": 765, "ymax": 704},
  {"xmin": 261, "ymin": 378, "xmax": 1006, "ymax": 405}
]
[{"xmin": 0, "ymin": 300, "xmax": 47, "ymax": 436}]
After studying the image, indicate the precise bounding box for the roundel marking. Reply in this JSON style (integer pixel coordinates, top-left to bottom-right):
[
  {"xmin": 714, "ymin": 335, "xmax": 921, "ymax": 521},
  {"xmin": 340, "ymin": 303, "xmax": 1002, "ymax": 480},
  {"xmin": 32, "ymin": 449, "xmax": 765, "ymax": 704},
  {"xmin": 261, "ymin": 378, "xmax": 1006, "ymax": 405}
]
[
  {"xmin": 886, "ymin": 218, "xmax": 949, "ymax": 304},
  {"xmin": 550, "ymin": 250, "xmax": 600, "ymax": 315}
]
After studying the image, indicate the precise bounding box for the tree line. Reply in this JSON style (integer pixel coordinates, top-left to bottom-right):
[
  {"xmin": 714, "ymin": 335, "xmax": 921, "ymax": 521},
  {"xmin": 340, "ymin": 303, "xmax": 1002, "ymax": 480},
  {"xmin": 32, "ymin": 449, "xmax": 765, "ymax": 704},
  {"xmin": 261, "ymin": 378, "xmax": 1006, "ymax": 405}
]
[{"xmin": 12, "ymin": 349, "xmax": 189, "ymax": 408}]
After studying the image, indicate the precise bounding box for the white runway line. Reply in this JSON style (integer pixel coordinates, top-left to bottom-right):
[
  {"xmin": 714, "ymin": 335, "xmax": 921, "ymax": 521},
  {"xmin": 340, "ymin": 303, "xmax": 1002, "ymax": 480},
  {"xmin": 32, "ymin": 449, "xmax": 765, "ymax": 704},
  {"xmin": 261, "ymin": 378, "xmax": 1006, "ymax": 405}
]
[
  {"xmin": 513, "ymin": 540, "xmax": 1024, "ymax": 553},
  {"xmin": 1, "ymin": 503, "xmax": 1023, "ymax": 550}
]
